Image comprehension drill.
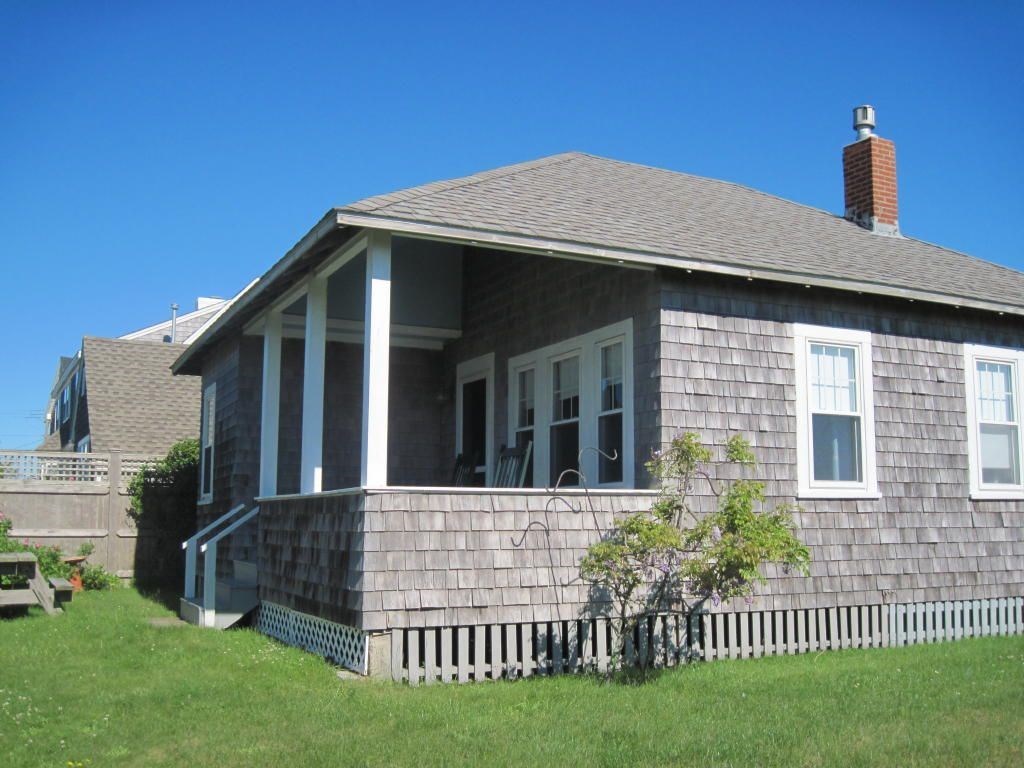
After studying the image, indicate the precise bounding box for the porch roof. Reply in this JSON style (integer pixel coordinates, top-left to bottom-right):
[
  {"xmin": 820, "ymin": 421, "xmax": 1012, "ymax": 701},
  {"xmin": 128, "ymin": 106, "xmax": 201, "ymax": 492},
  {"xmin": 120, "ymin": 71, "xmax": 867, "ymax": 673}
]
[{"xmin": 174, "ymin": 151, "xmax": 1024, "ymax": 375}]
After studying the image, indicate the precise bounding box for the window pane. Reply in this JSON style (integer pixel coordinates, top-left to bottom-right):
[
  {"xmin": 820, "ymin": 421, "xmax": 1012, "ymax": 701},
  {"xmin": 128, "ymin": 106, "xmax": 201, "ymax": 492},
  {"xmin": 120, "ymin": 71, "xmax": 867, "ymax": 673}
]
[
  {"xmin": 976, "ymin": 361, "xmax": 1015, "ymax": 423},
  {"xmin": 598, "ymin": 412, "xmax": 623, "ymax": 483},
  {"xmin": 810, "ymin": 344, "xmax": 857, "ymax": 413},
  {"xmin": 202, "ymin": 445, "xmax": 213, "ymax": 494},
  {"xmin": 550, "ymin": 422, "xmax": 579, "ymax": 486},
  {"xmin": 552, "ymin": 357, "xmax": 580, "ymax": 421},
  {"xmin": 601, "ymin": 343, "xmax": 624, "ymax": 412},
  {"xmin": 517, "ymin": 369, "xmax": 535, "ymax": 428},
  {"xmin": 515, "ymin": 429, "xmax": 534, "ymax": 487},
  {"xmin": 812, "ymin": 414, "xmax": 862, "ymax": 482},
  {"xmin": 980, "ymin": 423, "xmax": 1020, "ymax": 485}
]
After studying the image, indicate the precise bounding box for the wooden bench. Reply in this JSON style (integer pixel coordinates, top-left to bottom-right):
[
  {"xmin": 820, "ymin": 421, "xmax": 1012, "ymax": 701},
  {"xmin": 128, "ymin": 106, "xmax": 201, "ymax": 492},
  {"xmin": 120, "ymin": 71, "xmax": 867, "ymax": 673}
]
[{"xmin": 0, "ymin": 553, "xmax": 60, "ymax": 615}]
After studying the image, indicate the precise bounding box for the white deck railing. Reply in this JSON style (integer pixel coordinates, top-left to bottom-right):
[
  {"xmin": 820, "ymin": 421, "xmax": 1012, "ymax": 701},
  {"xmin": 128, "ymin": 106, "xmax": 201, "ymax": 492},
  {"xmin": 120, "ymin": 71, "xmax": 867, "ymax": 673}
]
[
  {"xmin": 0, "ymin": 450, "xmax": 158, "ymax": 485},
  {"xmin": 0, "ymin": 450, "xmax": 109, "ymax": 482}
]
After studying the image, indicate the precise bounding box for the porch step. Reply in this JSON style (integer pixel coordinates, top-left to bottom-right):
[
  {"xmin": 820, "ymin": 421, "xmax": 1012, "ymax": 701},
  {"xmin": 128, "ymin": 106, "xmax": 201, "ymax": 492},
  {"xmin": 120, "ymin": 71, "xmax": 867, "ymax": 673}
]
[
  {"xmin": 233, "ymin": 559, "xmax": 258, "ymax": 586},
  {"xmin": 179, "ymin": 573, "xmax": 259, "ymax": 630}
]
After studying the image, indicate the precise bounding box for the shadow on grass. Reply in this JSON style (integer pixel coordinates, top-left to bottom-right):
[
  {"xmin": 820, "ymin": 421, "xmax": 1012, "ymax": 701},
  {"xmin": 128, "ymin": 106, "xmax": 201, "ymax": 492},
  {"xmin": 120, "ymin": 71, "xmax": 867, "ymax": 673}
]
[{"xmin": 134, "ymin": 584, "xmax": 183, "ymax": 613}]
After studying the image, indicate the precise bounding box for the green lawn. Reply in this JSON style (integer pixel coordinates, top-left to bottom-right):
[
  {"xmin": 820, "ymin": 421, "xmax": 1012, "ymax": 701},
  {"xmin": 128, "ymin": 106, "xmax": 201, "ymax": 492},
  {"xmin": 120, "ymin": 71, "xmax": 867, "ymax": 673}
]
[{"xmin": 1, "ymin": 590, "xmax": 1022, "ymax": 767}]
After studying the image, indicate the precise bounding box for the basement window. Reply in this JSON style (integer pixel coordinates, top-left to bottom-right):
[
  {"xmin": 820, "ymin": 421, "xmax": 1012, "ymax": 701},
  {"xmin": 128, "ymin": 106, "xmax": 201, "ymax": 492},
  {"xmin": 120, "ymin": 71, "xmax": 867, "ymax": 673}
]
[
  {"xmin": 793, "ymin": 324, "xmax": 879, "ymax": 499},
  {"xmin": 964, "ymin": 344, "xmax": 1024, "ymax": 499}
]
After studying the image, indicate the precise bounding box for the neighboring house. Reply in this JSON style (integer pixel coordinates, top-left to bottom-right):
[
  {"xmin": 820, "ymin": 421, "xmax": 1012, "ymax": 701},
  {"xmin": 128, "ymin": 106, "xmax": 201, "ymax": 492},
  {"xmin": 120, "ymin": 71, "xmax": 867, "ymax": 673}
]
[
  {"xmin": 173, "ymin": 107, "xmax": 1024, "ymax": 679},
  {"xmin": 40, "ymin": 297, "xmax": 231, "ymax": 454}
]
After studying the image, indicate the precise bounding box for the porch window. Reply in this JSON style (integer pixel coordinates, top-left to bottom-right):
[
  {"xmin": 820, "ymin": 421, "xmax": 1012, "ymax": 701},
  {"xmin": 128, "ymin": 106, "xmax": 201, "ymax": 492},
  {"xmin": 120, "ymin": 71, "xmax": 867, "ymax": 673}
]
[
  {"xmin": 199, "ymin": 383, "xmax": 216, "ymax": 503},
  {"xmin": 793, "ymin": 324, "xmax": 877, "ymax": 499},
  {"xmin": 598, "ymin": 341, "xmax": 624, "ymax": 483},
  {"xmin": 965, "ymin": 344, "xmax": 1024, "ymax": 498},
  {"xmin": 550, "ymin": 355, "xmax": 581, "ymax": 485},
  {"xmin": 515, "ymin": 367, "xmax": 535, "ymax": 485},
  {"xmin": 507, "ymin": 319, "xmax": 634, "ymax": 488}
]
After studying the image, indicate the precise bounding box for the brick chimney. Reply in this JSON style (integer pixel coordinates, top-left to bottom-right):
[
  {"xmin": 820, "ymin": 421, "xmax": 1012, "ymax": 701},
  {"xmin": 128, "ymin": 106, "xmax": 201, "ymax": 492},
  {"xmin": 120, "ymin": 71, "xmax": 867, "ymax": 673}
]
[{"xmin": 843, "ymin": 105, "xmax": 899, "ymax": 235}]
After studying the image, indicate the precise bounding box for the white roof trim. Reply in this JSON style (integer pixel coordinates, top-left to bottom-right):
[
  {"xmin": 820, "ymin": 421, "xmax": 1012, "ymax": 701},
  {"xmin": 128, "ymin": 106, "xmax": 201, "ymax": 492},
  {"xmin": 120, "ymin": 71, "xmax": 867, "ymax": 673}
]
[{"xmin": 336, "ymin": 211, "xmax": 1024, "ymax": 318}]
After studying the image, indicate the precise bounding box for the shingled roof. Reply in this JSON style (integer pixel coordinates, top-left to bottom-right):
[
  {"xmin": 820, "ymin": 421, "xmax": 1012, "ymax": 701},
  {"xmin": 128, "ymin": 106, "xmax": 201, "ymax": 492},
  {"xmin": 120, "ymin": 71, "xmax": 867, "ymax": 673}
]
[
  {"xmin": 82, "ymin": 337, "xmax": 200, "ymax": 454},
  {"xmin": 338, "ymin": 151, "xmax": 1024, "ymax": 313}
]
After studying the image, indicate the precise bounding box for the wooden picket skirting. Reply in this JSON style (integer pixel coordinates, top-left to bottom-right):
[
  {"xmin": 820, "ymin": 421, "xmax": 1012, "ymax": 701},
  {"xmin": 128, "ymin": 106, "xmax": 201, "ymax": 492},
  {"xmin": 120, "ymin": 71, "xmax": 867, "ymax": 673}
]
[{"xmin": 387, "ymin": 596, "xmax": 1024, "ymax": 685}]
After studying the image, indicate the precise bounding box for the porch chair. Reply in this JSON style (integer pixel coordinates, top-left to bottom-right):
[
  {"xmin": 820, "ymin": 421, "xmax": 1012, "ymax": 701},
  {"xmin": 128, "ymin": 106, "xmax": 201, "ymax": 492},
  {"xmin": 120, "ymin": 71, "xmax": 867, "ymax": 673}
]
[
  {"xmin": 493, "ymin": 441, "xmax": 533, "ymax": 488},
  {"xmin": 451, "ymin": 454, "xmax": 476, "ymax": 486}
]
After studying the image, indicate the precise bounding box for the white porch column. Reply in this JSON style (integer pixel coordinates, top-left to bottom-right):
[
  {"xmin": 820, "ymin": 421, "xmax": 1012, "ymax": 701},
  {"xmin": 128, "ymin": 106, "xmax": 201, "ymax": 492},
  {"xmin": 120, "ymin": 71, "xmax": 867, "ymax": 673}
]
[
  {"xmin": 360, "ymin": 230, "xmax": 391, "ymax": 487},
  {"xmin": 300, "ymin": 276, "xmax": 328, "ymax": 494},
  {"xmin": 259, "ymin": 310, "xmax": 282, "ymax": 497}
]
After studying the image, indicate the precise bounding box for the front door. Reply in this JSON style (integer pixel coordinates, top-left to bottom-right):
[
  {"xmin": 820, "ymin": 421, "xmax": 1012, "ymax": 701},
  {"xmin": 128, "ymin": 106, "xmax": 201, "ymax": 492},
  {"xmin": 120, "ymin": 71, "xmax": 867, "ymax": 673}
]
[
  {"xmin": 461, "ymin": 378, "xmax": 487, "ymax": 485},
  {"xmin": 455, "ymin": 353, "xmax": 494, "ymax": 486}
]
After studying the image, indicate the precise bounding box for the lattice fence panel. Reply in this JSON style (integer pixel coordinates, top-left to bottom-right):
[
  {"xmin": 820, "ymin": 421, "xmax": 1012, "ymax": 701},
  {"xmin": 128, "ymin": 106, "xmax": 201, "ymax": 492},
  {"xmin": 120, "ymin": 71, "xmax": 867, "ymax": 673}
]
[
  {"xmin": 256, "ymin": 602, "xmax": 367, "ymax": 674},
  {"xmin": 0, "ymin": 450, "xmax": 109, "ymax": 482}
]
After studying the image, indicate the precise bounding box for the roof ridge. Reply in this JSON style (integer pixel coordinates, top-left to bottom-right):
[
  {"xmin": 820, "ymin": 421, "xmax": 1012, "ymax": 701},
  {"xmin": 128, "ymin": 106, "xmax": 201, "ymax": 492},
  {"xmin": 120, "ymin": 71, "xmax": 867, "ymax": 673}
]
[{"xmin": 340, "ymin": 152, "xmax": 585, "ymax": 214}]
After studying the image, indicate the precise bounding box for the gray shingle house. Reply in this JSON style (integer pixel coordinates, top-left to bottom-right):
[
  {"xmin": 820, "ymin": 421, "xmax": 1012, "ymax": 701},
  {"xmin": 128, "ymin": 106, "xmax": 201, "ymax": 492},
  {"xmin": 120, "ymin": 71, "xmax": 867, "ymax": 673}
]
[
  {"xmin": 174, "ymin": 107, "xmax": 1024, "ymax": 680},
  {"xmin": 42, "ymin": 297, "xmax": 230, "ymax": 453}
]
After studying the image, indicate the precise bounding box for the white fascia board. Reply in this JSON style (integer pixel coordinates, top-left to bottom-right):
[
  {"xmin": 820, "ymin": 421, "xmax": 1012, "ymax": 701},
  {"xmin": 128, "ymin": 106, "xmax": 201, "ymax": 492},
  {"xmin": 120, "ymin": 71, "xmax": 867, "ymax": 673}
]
[
  {"xmin": 171, "ymin": 209, "xmax": 342, "ymax": 375},
  {"xmin": 335, "ymin": 211, "xmax": 1024, "ymax": 318}
]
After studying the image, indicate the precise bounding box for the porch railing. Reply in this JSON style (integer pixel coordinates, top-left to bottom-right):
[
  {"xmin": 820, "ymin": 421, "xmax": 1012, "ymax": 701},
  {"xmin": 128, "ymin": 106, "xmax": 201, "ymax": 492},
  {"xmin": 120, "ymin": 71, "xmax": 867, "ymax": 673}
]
[{"xmin": 183, "ymin": 503, "xmax": 259, "ymax": 627}]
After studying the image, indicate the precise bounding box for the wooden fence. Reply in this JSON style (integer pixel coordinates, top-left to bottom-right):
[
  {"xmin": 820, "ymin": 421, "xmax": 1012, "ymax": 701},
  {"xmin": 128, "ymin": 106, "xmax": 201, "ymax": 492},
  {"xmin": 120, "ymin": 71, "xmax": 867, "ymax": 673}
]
[
  {"xmin": 382, "ymin": 596, "xmax": 1024, "ymax": 684},
  {"xmin": 0, "ymin": 450, "xmax": 159, "ymax": 577}
]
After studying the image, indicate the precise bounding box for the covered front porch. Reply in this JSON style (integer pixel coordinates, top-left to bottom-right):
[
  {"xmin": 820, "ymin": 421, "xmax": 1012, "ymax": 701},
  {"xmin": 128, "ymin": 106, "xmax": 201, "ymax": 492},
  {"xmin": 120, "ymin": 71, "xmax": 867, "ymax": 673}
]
[
  {"xmin": 180, "ymin": 224, "xmax": 663, "ymax": 660},
  {"xmin": 246, "ymin": 228, "xmax": 650, "ymax": 497}
]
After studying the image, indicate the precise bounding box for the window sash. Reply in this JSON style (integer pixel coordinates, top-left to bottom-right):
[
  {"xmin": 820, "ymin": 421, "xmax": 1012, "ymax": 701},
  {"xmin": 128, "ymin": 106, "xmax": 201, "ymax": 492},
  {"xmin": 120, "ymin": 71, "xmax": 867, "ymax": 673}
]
[
  {"xmin": 793, "ymin": 325, "xmax": 876, "ymax": 498},
  {"xmin": 967, "ymin": 350, "xmax": 1024, "ymax": 494},
  {"xmin": 507, "ymin": 321, "xmax": 633, "ymax": 488},
  {"xmin": 200, "ymin": 385, "xmax": 216, "ymax": 501}
]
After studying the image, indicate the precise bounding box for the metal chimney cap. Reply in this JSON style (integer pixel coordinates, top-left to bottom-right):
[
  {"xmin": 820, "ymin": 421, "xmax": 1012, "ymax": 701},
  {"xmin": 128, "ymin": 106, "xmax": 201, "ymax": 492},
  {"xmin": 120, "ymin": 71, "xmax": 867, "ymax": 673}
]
[{"xmin": 853, "ymin": 105, "xmax": 876, "ymax": 140}]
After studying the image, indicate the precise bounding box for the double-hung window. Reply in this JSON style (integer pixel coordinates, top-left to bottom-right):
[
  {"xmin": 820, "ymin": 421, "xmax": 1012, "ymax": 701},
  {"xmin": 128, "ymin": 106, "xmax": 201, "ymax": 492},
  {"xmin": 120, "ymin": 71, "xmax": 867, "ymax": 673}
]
[
  {"xmin": 199, "ymin": 383, "xmax": 216, "ymax": 503},
  {"xmin": 964, "ymin": 344, "xmax": 1024, "ymax": 499},
  {"xmin": 513, "ymin": 368, "xmax": 536, "ymax": 485},
  {"xmin": 793, "ymin": 324, "xmax": 878, "ymax": 498},
  {"xmin": 508, "ymin": 319, "xmax": 633, "ymax": 488}
]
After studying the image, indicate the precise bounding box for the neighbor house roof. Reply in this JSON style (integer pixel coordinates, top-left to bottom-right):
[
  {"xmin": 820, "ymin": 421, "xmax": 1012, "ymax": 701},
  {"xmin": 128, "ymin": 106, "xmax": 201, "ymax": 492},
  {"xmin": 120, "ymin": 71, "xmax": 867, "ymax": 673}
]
[
  {"xmin": 82, "ymin": 337, "xmax": 200, "ymax": 454},
  {"xmin": 174, "ymin": 151, "xmax": 1024, "ymax": 375}
]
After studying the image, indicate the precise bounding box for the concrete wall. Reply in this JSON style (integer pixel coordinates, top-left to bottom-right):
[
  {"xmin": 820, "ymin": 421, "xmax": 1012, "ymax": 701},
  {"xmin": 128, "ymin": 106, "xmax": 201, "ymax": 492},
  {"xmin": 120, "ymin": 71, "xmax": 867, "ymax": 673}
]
[
  {"xmin": 0, "ymin": 453, "xmax": 143, "ymax": 578},
  {"xmin": 656, "ymin": 271, "xmax": 1024, "ymax": 609}
]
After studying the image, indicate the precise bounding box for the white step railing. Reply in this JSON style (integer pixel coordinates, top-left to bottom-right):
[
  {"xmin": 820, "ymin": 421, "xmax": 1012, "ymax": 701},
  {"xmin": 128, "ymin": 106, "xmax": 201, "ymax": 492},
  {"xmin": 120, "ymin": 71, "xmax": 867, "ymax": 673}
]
[
  {"xmin": 182, "ymin": 503, "xmax": 246, "ymax": 601},
  {"xmin": 199, "ymin": 506, "xmax": 260, "ymax": 628}
]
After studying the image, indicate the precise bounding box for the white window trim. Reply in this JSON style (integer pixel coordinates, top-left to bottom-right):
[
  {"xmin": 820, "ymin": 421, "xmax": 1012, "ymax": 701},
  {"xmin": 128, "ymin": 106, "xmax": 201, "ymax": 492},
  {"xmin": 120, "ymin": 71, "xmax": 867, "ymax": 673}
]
[
  {"xmin": 512, "ymin": 365, "xmax": 537, "ymax": 454},
  {"xmin": 76, "ymin": 435, "xmax": 91, "ymax": 453},
  {"xmin": 792, "ymin": 323, "xmax": 879, "ymax": 500},
  {"xmin": 199, "ymin": 382, "xmax": 216, "ymax": 505},
  {"xmin": 508, "ymin": 319, "xmax": 634, "ymax": 489},
  {"xmin": 455, "ymin": 353, "xmax": 495, "ymax": 486},
  {"xmin": 964, "ymin": 343, "xmax": 1024, "ymax": 500}
]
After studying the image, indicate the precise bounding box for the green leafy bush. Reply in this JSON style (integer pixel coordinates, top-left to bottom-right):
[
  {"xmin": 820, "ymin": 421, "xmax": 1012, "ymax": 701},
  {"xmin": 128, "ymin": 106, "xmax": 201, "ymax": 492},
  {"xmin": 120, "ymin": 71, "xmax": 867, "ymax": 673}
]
[
  {"xmin": 580, "ymin": 433, "xmax": 810, "ymax": 675},
  {"xmin": 80, "ymin": 562, "xmax": 120, "ymax": 590},
  {"xmin": 128, "ymin": 438, "xmax": 200, "ymax": 593}
]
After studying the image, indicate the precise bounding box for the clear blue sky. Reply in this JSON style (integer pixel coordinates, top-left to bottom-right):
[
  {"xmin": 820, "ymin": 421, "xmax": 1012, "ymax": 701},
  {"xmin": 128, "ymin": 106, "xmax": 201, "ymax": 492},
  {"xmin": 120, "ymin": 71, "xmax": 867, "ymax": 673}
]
[{"xmin": 1, "ymin": 1, "xmax": 1021, "ymax": 449}]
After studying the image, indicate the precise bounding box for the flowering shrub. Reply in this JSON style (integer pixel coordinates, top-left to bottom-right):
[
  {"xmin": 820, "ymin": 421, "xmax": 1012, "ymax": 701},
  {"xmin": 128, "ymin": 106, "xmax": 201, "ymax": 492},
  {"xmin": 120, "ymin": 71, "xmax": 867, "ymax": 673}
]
[
  {"xmin": 580, "ymin": 433, "xmax": 809, "ymax": 674},
  {"xmin": 0, "ymin": 509, "xmax": 118, "ymax": 590},
  {"xmin": 0, "ymin": 510, "xmax": 72, "ymax": 587}
]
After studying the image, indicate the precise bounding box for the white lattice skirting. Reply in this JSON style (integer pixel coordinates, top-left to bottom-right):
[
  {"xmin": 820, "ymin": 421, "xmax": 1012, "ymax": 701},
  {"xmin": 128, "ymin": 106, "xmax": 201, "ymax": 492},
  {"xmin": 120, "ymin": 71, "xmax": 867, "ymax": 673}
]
[
  {"xmin": 392, "ymin": 596, "xmax": 1024, "ymax": 685},
  {"xmin": 256, "ymin": 602, "xmax": 368, "ymax": 674}
]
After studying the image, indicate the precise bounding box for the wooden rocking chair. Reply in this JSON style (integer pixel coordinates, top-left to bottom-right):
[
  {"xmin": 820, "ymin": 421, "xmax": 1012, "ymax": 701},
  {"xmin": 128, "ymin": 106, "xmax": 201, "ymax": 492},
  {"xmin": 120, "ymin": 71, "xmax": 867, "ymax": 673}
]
[{"xmin": 493, "ymin": 441, "xmax": 533, "ymax": 488}]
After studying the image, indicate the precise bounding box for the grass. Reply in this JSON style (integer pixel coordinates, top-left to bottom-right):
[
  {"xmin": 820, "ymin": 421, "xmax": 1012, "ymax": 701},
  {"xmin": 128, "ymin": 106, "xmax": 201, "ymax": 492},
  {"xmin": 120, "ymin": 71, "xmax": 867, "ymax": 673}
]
[{"xmin": 1, "ymin": 590, "xmax": 1022, "ymax": 767}]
